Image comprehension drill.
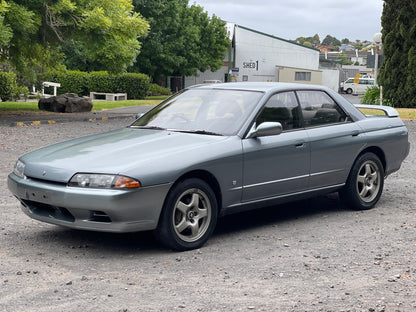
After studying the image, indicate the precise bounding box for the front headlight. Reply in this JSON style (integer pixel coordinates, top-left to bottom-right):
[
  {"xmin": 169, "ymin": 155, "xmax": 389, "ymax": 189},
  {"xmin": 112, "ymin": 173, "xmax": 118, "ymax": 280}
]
[
  {"xmin": 13, "ymin": 160, "xmax": 25, "ymax": 178},
  {"xmin": 68, "ymin": 173, "xmax": 141, "ymax": 189}
]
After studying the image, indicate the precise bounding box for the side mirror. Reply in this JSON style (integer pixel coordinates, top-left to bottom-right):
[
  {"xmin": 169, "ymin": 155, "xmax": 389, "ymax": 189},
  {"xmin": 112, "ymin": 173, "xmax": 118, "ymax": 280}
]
[{"xmin": 247, "ymin": 122, "xmax": 283, "ymax": 139}]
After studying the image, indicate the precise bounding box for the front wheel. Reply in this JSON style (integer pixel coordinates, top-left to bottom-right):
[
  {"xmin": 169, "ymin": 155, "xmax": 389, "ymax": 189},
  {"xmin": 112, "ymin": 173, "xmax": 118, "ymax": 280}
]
[
  {"xmin": 155, "ymin": 178, "xmax": 218, "ymax": 251},
  {"xmin": 340, "ymin": 153, "xmax": 384, "ymax": 210},
  {"xmin": 346, "ymin": 88, "xmax": 353, "ymax": 94}
]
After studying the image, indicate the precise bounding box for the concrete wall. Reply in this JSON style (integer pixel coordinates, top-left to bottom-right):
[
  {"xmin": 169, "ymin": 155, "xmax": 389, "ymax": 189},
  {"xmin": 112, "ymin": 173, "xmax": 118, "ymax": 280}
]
[
  {"xmin": 184, "ymin": 66, "xmax": 229, "ymax": 87},
  {"xmin": 321, "ymin": 69, "xmax": 340, "ymax": 92}
]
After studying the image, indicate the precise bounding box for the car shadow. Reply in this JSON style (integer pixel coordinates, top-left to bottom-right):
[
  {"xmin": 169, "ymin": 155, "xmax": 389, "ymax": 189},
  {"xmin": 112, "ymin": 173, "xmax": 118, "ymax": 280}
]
[
  {"xmin": 214, "ymin": 193, "xmax": 345, "ymax": 237},
  {"xmin": 29, "ymin": 193, "xmax": 346, "ymax": 255},
  {"xmin": 34, "ymin": 227, "xmax": 162, "ymax": 254}
]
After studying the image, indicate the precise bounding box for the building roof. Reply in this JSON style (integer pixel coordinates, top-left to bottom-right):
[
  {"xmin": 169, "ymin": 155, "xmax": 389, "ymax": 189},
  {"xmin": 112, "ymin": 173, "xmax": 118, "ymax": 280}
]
[{"xmin": 227, "ymin": 23, "xmax": 320, "ymax": 53}]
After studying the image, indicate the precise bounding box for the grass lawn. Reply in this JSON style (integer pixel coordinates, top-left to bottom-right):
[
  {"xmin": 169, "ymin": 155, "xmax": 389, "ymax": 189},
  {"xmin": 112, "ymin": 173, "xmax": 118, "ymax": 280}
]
[
  {"xmin": 0, "ymin": 97, "xmax": 166, "ymax": 113},
  {"xmin": 396, "ymin": 108, "xmax": 416, "ymax": 120}
]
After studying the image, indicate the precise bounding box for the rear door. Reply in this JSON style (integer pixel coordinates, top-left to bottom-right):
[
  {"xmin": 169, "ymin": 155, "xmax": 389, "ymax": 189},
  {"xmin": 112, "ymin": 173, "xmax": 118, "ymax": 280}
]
[{"xmin": 296, "ymin": 90, "xmax": 362, "ymax": 188}]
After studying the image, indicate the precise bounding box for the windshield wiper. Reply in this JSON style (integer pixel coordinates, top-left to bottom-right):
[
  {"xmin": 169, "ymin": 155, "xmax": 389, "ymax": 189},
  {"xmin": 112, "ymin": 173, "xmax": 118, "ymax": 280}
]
[
  {"xmin": 131, "ymin": 125, "xmax": 166, "ymax": 130},
  {"xmin": 173, "ymin": 129, "xmax": 223, "ymax": 136}
]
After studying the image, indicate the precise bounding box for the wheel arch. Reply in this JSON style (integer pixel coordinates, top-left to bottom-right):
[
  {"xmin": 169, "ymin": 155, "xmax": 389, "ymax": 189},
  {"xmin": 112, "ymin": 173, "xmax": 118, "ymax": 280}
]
[
  {"xmin": 167, "ymin": 170, "xmax": 223, "ymax": 213},
  {"xmin": 340, "ymin": 146, "xmax": 386, "ymax": 210},
  {"xmin": 356, "ymin": 146, "xmax": 386, "ymax": 173}
]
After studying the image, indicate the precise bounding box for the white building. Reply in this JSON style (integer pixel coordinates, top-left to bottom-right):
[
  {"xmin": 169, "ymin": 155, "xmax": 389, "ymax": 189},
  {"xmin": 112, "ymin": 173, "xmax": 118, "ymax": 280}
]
[{"xmin": 185, "ymin": 24, "xmax": 339, "ymax": 90}]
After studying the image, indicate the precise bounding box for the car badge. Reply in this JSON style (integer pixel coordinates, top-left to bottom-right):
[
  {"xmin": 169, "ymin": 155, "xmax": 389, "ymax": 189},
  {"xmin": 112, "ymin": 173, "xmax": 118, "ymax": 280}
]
[{"xmin": 42, "ymin": 170, "xmax": 46, "ymax": 176}]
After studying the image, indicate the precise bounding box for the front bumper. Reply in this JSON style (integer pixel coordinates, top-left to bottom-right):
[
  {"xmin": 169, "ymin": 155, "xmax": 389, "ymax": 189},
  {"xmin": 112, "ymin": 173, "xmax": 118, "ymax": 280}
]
[{"xmin": 8, "ymin": 173, "xmax": 172, "ymax": 233}]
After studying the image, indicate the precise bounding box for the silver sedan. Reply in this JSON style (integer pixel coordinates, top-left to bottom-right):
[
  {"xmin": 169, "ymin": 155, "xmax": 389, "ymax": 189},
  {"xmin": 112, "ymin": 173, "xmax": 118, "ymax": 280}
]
[{"xmin": 8, "ymin": 83, "xmax": 410, "ymax": 250}]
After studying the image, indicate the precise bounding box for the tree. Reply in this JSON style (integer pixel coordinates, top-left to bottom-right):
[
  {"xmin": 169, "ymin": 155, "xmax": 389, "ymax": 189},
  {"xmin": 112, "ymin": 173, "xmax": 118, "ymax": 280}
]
[
  {"xmin": 0, "ymin": 0, "xmax": 149, "ymax": 83},
  {"xmin": 131, "ymin": 0, "xmax": 229, "ymax": 80},
  {"xmin": 378, "ymin": 0, "xmax": 416, "ymax": 107},
  {"xmin": 336, "ymin": 52, "xmax": 352, "ymax": 65},
  {"xmin": 296, "ymin": 36, "xmax": 306, "ymax": 45},
  {"xmin": 0, "ymin": 1, "xmax": 12, "ymax": 49},
  {"xmin": 322, "ymin": 34, "xmax": 341, "ymax": 47},
  {"xmin": 312, "ymin": 34, "xmax": 320, "ymax": 46},
  {"xmin": 64, "ymin": 0, "xmax": 149, "ymax": 73},
  {"xmin": 341, "ymin": 38, "xmax": 350, "ymax": 44},
  {"xmin": 303, "ymin": 41, "xmax": 313, "ymax": 47}
]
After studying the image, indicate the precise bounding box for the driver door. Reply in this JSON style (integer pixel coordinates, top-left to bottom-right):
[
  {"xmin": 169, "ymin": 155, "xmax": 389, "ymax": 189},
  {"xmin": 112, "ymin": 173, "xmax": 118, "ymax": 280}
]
[{"xmin": 242, "ymin": 91, "xmax": 310, "ymax": 202}]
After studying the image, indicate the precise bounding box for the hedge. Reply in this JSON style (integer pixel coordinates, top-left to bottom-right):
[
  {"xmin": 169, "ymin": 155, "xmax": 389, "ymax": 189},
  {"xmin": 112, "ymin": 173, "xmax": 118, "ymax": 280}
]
[
  {"xmin": 148, "ymin": 83, "xmax": 172, "ymax": 96},
  {"xmin": 38, "ymin": 71, "xmax": 151, "ymax": 99},
  {"xmin": 0, "ymin": 72, "xmax": 18, "ymax": 101}
]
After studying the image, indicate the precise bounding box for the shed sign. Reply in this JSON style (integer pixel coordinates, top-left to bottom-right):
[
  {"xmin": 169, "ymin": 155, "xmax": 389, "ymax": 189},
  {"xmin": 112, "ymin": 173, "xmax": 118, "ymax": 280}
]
[{"xmin": 243, "ymin": 61, "xmax": 258, "ymax": 70}]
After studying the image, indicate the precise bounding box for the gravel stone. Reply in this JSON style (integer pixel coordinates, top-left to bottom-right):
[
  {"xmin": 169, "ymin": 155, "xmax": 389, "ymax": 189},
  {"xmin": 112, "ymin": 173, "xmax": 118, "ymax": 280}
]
[{"xmin": 1, "ymin": 117, "xmax": 416, "ymax": 311}]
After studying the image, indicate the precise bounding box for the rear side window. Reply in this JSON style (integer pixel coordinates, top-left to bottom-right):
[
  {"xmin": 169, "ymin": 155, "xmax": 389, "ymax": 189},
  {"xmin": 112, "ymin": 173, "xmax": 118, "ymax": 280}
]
[{"xmin": 296, "ymin": 91, "xmax": 348, "ymax": 127}]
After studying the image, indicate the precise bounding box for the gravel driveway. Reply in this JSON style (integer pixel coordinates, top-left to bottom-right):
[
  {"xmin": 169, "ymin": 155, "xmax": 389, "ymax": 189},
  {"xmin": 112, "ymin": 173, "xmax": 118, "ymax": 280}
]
[{"xmin": 1, "ymin": 117, "xmax": 415, "ymax": 312}]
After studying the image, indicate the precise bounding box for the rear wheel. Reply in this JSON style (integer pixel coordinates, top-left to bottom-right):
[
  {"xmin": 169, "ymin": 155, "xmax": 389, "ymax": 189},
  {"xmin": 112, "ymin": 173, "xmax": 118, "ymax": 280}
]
[
  {"xmin": 155, "ymin": 178, "xmax": 218, "ymax": 251},
  {"xmin": 340, "ymin": 153, "xmax": 384, "ymax": 210}
]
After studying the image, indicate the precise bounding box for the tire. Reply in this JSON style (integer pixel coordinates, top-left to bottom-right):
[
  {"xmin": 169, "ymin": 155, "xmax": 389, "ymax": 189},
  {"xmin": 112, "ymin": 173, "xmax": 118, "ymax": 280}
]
[
  {"xmin": 155, "ymin": 178, "xmax": 218, "ymax": 251},
  {"xmin": 340, "ymin": 153, "xmax": 384, "ymax": 210},
  {"xmin": 346, "ymin": 88, "xmax": 353, "ymax": 94}
]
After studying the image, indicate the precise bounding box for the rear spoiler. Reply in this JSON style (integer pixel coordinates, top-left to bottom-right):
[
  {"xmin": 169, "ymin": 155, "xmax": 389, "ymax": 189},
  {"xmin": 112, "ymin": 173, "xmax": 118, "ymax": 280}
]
[{"xmin": 354, "ymin": 104, "xmax": 399, "ymax": 118}]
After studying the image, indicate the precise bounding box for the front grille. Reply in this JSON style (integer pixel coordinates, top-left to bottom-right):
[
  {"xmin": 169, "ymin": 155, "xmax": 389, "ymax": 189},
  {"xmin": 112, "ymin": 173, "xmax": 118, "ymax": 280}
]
[
  {"xmin": 26, "ymin": 176, "xmax": 67, "ymax": 187},
  {"xmin": 21, "ymin": 200, "xmax": 75, "ymax": 222}
]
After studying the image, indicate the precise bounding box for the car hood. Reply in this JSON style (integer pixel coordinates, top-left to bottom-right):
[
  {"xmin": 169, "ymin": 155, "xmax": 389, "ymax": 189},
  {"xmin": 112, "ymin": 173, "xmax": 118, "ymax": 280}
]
[{"xmin": 21, "ymin": 127, "xmax": 231, "ymax": 184}]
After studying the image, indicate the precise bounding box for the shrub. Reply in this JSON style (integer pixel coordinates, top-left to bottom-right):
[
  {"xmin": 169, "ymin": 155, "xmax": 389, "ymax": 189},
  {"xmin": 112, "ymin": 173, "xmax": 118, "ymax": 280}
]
[
  {"xmin": 13, "ymin": 86, "xmax": 29, "ymax": 100},
  {"xmin": 38, "ymin": 70, "xmax": 88, "ymax": 96},
  {"xmin": 0, "ymin": 72, "xmax": 18, "ymax": 101},
  {"xmin": 86, "ymin": 72, "xmax": 114, "ymax": 94},
  {"xmin": 114, "ymin": 73, "xmax": 150, "ymax": 99},
  {"xmin": 148, "ymin": 83, "xmax": 172, "ymax": 96},
  {"xmin": 361, "ymin": 86, "xmax": 394, "ymax": 107},
  {"xmin": 361, "ymin": 86, "xmax": 380, "ymax": 105},
  {"xmin": 38, "ymin": 71, "xmax": 150, "ymax": 99}
]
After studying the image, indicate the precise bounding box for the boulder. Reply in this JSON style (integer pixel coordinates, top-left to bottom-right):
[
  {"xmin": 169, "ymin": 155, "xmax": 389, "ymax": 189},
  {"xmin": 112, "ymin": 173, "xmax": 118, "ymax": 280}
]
[{"xmin": 38, "ymin": 93, "xmax": 93, "ymax": 113}]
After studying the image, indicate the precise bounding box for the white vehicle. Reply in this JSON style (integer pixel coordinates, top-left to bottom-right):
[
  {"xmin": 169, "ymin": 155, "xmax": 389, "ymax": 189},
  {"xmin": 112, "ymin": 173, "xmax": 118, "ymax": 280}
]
[
  {"xmin": 341, "ymin": 78, "xmax": 375, "ymax": 95},
  {"xmin": 203, "ymin": 80, "xmax": 222, "ymax": 84}
]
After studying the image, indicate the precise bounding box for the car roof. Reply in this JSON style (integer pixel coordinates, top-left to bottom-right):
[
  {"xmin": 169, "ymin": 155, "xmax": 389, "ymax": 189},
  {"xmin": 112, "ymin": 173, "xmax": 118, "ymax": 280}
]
[{"xmin": 191, "ymin": 82, "xmax": 330, "ymax": 93}]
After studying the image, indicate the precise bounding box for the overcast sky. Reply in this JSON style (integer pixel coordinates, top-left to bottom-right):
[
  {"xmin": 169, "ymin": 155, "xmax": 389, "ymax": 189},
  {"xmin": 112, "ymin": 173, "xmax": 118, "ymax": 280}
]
[{"xmin": 192, "ymin": 0, "xmax": 384, "ymax": 43}]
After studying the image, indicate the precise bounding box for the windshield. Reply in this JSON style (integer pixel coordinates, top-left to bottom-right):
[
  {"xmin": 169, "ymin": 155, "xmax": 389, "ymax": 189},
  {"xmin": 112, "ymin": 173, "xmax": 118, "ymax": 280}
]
[{"xmin": 131, "ymin": 88, "xmax": 264, "ymax": 136}]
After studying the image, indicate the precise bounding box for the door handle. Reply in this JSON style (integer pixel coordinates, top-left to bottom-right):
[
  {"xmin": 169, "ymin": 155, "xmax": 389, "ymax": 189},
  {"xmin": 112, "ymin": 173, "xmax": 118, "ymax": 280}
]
[
  {"xmin": 295, "ymin": 142, "xmax": 305, "ymax": 148},
  {"xmin": 351, "ymin": 130, "xmax": 359, "ymax": 137}
]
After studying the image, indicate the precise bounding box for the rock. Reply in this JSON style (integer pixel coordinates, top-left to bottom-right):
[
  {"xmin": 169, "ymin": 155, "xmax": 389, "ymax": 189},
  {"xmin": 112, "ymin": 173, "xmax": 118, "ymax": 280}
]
[{"xmin": 38, "ymin": 93, "xmax": 93, "ymax": 113}]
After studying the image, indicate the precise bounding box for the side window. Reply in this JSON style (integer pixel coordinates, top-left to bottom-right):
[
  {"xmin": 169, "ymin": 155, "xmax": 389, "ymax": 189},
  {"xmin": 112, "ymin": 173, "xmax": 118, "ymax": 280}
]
[
  {"xmin": 296, "ymin": 91, "xmax": 348, "ymax": 127},
  {"xmin": 255, "ymin": 92, "xmax": 301, "ymax": 131}
]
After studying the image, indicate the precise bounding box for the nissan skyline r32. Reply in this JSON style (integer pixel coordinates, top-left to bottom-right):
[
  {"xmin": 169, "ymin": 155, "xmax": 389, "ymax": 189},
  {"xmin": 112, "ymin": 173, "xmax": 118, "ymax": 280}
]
[{"xmin": 8, "ymin": 83, "xmax": 410, "ymax": 251}]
